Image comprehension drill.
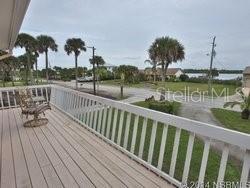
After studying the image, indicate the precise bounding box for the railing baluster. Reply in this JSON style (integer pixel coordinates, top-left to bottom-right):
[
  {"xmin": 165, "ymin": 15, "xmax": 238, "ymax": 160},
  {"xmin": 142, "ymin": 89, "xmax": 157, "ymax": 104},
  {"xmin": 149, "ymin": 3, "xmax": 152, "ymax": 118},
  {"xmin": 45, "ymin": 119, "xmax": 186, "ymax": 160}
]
[
  {"xmin": 89, "ymin": 101, "xmax": 95, "ymax": 127},
  {"xmin": 0, "ymin": 91, "xmax": 3, "ymax": 109},
  {"xmin": 45, "ymin": 87, "xmax": 48, "ymax": 101},
  {"xmin": 198, "ymin": 139, "xmax": 211, "ymax": 185},
  {"xmin": 130, "ymin": 115, "xmax": 139, "ymax": 154},
  {"xmin": 169, "ymin": 128, "xmax": 181, "ymax": 177},
  {"xmin": 7, "ymin": 91, "xmax": 10, "ymax": 108},
  {"xmin": 105, "ymin": 107, "xmax": 113, "ymax": 138},
  {"xmin": 123, "ymin": 112, "xmax": 131, "ymax": 149},
  {"xmin": 138, "ymin": 118, "xmax": 148, "ymax": 158},
  {"xmin": 148, "ymin": 120, "xmax": 158, "ymax": 164},
  {"xmin": 13, "ymin": 90, "xmax": 17, "ymax": 107},
  {"xmin": 182, "ymin": 132, "xmax": 195, "ymax": 183},
  {"xmin": 93, "ymin": 108, "xmax": 98, "ymax": 130},
  {"xmin": 111, "ymin": 108, "xmax": 119, "ymax": 142},
  {"xmin": 240, "ymin": 149, "xmax": 250, "ymax": 187},
  {"xmin": 217, "ymin": 144, "xmax": 229, "ymax": 185},
  {"xmin": 35, "ymin": 88, "xmax": 38, "ymax": 96},
  {"xmin": 101, "ymin": 106, "xmax": 108, "ymax": 135},
  {"xmin": 157, "ymin": 124, "xmax": 169, "ymax": 170},
  {"xmin": 87, "ymin": 100, "xmax": 93, "ymax": 126},
  {"xmin": 97, "ymin": 106, "xmax": 103, "ymax": 133},
  {"xmin": 117, "ymin": 110, "xmax": 125, "ymax": 146}
]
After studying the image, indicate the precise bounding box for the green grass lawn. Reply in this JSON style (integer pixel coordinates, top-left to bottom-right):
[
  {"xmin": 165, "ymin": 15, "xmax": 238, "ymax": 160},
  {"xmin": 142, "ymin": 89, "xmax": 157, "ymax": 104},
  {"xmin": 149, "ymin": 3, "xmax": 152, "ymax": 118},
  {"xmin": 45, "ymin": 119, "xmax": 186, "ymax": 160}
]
[
  {"xmin": 211, "ymin": 108, "xmax": 250, "ymax": 134},
  {"xmin": 102, "ymin": 80, "xmax": 238, "ymax": 96},
  {"xmin": 95, "ymin": 101, "xmax": 241, "ymax": 185}
]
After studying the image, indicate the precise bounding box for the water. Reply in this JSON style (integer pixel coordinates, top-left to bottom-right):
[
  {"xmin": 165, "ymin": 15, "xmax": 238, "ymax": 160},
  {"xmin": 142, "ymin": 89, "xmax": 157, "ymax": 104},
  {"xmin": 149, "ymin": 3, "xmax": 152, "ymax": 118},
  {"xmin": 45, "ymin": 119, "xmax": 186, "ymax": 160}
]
[{"xmin": 186, "ymin": 73, "xmax": 242, "ymax": 80}]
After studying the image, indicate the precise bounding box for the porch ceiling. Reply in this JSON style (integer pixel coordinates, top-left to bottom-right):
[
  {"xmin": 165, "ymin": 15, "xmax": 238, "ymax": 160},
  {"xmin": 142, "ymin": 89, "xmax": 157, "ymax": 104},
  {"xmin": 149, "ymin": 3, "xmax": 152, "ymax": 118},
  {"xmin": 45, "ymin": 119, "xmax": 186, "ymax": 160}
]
[{"xmin": 0, "ymin": 0, "xmax": 30, "ymax": 51}]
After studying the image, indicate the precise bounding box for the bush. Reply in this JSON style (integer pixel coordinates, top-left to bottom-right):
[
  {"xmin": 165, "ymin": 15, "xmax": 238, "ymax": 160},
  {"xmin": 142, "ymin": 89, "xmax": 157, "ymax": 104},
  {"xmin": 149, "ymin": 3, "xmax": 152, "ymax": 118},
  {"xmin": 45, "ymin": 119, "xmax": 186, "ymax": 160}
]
[
  {"xmin": 179, "ymin": 74, "xmax": 189, "ymax": 81},
  {"xmin": 148, "ymin": 100, "xmax": 179, "ymax": 115}
]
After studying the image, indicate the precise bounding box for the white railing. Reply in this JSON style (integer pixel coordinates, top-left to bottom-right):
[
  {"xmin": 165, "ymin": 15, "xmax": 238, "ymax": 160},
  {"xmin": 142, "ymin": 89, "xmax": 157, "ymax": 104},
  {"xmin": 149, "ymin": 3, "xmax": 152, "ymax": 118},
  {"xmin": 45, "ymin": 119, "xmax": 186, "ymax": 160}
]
[
  {"xmin": 0, "ymin": 85, "xmax": 51, "ymax": 109},
  {"xmin": 50, "ymin": 85, "xmax": 250, "ymax": 187},
  {"xmin": 1, "ymin": 84, "xmax": 249, "ymax": 187}
]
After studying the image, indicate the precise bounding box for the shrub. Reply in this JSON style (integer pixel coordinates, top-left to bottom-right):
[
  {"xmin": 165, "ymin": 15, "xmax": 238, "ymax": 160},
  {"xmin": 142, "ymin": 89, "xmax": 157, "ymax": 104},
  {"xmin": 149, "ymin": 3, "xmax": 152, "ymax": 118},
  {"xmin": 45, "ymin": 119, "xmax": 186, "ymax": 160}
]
[
  {"xmin": 148, "ymin": 100, "xmax": 179, "ymax": 115},
  {"xmin": 179, "ymin": 74, "xmax": 189, "ymax": 81}
]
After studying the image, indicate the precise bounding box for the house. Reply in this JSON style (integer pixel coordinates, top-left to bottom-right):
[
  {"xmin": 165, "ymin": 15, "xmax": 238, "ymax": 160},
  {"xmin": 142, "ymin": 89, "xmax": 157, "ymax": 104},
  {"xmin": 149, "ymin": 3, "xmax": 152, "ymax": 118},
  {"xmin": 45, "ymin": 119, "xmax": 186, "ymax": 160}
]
[
  {"xmin": 101, "ymin": 63, "xmax": 117, "ymax": 72},
  {"xmin": 144, "ymin": 68, "xmax": 184, "ymax": 80},
  {"xmin": 243, "ymin": 66, "xmax": 250, "ymax": 88}
]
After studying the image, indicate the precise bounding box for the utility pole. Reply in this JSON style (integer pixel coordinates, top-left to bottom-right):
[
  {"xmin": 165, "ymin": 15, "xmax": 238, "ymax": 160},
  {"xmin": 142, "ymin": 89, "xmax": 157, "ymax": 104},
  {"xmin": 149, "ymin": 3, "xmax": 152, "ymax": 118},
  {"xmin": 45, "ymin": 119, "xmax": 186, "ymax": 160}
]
[
  {"xmin": 208, "ymin": 36, "xmax": 216, "ymax": 95},
  {"xmin": 87, "ymin": 46, "xmax": 96, "ymax": 95}
]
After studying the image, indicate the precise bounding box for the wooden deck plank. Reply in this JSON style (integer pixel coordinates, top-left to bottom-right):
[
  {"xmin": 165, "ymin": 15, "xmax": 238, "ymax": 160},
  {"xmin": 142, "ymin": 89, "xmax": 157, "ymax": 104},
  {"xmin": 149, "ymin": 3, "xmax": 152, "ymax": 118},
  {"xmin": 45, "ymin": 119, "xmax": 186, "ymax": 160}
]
[
  {"xmin": 39, "ymin": 125, "xmax": 95, "ymax": 188},
  {"xmin": 1, "ymin": 110, "xmax": 16, "ymax": 188},
  {"xmin": 46, "ymin": 112, "xmax": 126, "ymax": 188},
  {"xmin": 45, "ymin": 118, "xmax": 109, "ymax": 187},
  {"xmin": 32, "ymin": 126, "xmax": 79, "ymax": 188},
  {"xmin": 47, "ymin": 111, "xmax": 140, "ymax": 188},
  {"xmin": 1, "ymin": 107, "xmax": 172, "ymax": 188},
  {"xmin": 49, "ymin": 108, "xmax": 172, "ymax": 188},
  {"xmin": 8, "ymin": 110, "xmax": 32, "ymax": 188},
  {"xmin": 22, "ymin": 118, "xmax": 63, "ymax": 188},
  {"xmin": 13, "ymin": 109, "xmax": 48, "ymax": 188}
]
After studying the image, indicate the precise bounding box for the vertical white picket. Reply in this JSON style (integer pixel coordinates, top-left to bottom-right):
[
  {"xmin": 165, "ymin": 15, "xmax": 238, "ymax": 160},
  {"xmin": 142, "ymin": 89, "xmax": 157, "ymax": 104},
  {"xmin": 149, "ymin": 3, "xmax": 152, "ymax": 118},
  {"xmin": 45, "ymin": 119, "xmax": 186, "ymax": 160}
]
[
  {"xmin": 198, "ymin": 139, "xmax": 211, "ymax": 185},
  {"xmin": 169, "ymin": 128, "xmax": 181, "ymax": 177},
  {"xmin": 7, "ymin": 91, "xmax": 10, "ymax": 108},
  {"xmin": 111, "ymin": 108, "xmax": 119, "ymax": 142},
  {"xmin": 148, "ymin": 120, "xmax": 158, "ymax": 164},
  {"xmin": 217, "ymin": 144, "xmax": 229, "ymax": 185},
  {"xmin": 138, "ymin": 118, "xmax": 148, "ymax": 159},
  {"xmin": 97, "ymin": 107, "xmax": 103, "ymax": 133},
  {"xmin": 0, "ymin": 91, "xmax": 3, "ymax": 108},
  {"xmin": 182, "ymin": 132, "xmax": 195, "ymax": 183},
  {"xmin": 123, "ymin": 112, "xmax": 131, "ymax": 149},
  {"xmin": 240, "ymin": 149, "xmax": 250, "ymax": 187},
  {"xmin": 101, "ymin": 106, "xmax": 108, "ymax": 135},
  {"xmin": 105, "ymin": 107, "xmax": 113, "ymax": 138},
  {"xmin": 157, "ymin": 124, "xmax": 169, "ymax": 170},
  {"xmin": 130, "ymin": 115, "xmax": 139, "ymax": 154},
  {"xmin": 117, "ymin": 110, "xmax": 125, "ymax": 146}
]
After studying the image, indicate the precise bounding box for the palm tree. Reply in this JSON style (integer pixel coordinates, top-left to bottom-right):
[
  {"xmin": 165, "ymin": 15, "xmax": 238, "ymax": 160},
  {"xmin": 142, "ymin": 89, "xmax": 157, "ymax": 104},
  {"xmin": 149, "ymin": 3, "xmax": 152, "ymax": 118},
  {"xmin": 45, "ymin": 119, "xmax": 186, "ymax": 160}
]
[
  {"xmin": 5, "ymin": 56, "xmax": 19, "ymax": 86},
  {"xmin": 145, "ymin": 46, "xmax": 158, "ymax": 82},
  {"xmin": 149, "ymin": 36, "xmax": 185, "ymax": 100},
  {"xmin": 37, "ymin": 35, "xmax": 58, "ymax": 83},
  {"xmin": 15, "ymin": 33, "xmax": 37, "ymax": 85},
  {"xmin": 224, "ymin": 90, "xmax": 250, "ymax": 119},
  {"xmin": 90, "ymin": 56, "xmax": 106, "ymax": 91},
  {"xmin": 64, "ymin": 38, "xmax": 86, "ymax": 89}
]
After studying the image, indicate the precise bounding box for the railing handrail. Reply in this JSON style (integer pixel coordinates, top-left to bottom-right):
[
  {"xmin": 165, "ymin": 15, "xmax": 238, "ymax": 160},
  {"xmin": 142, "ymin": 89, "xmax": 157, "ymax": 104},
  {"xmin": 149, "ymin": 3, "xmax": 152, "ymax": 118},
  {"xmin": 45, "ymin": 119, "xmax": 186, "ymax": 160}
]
[
  {"xmin": 0, "ymin": 84, "xmax": 51, "ymax": 91},
  {"xmin": 52, "ymin": 84, "xmax": 250, "ymax": 150}
]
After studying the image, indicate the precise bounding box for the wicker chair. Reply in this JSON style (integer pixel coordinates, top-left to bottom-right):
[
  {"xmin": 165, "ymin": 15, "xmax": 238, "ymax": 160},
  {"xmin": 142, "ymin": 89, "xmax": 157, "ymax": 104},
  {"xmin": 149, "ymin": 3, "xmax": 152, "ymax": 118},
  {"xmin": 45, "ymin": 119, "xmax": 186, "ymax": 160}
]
[{"xmin": 16, "ymin": 89, "xmax": 51, "ymax": 127}]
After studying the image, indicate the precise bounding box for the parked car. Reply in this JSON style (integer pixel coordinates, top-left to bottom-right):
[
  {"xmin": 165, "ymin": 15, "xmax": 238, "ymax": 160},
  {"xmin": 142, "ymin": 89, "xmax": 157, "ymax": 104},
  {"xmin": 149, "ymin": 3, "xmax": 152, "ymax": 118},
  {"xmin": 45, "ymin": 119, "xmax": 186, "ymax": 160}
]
[{"xmin": 77, "ymin": 76, "xmax": 94, "ymax": 82}]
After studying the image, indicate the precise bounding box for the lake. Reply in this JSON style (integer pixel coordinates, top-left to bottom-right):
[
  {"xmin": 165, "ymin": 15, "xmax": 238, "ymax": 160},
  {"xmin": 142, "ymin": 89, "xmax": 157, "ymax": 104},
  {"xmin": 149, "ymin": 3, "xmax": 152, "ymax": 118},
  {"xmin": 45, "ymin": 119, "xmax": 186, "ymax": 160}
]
[{"xmin": 186, "ymin": 73, "xmax": 242, "ymax": 80}]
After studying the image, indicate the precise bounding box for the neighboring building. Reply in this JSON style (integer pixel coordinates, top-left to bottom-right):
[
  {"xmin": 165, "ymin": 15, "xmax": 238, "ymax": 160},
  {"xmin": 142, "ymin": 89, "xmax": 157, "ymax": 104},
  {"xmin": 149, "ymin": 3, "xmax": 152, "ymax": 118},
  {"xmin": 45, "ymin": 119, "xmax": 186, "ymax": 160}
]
[
  {"xmin": 143, "ymin": 68, "xmax": 184, "ymax": 80},
  {"xmin": 243, "ymin": 66, "xmax": 250, "ymax": 88},
  {"xmin": 101, "ymin": 63, "xmax": 117, "ymax": 72}
]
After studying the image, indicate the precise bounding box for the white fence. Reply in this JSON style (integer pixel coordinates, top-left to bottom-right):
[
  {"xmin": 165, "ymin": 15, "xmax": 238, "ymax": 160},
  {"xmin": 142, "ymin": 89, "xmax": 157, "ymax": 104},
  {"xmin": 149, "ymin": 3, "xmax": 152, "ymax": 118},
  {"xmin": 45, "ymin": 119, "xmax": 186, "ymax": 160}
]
[
  {"xmin": 0, "ymin": 85, "xmax": 50, "ymax": 109},
  {"xmin": 1, "ymin": 84, "xmax": 250, "ymax": 187}
]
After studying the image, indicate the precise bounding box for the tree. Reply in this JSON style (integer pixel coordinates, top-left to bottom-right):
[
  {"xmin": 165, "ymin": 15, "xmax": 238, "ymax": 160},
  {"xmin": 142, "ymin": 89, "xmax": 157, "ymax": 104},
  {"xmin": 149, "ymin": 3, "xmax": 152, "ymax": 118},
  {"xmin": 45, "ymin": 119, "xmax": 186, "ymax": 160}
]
[
  {"xmin": 149, "ymin": 36, "xmax": 185, "ymax": 100},
  {"xmin": 145, "ymin": 46, "xmax": 158, "ymax": 82},
  {"xmin": 4, "ymin": 56, "xmax": 19, "ymax": 86},
  {"xmin": 224, "ymin": 90, "xmax": 250, "ymax": 119},
  {"xmin": 37, "ymin": 35, "xmax": 58, "ymax": 83},
  {"xmin": 115, "ymin": 65, "xmax": 139, "ymax": 98},
  {"xmin": 89, "ymin": 55, "xmax": 106, "ymax": 90},
  {"xmin": 64, "ymin": 38, "xmax": 86, "ymax": 89},
  {"xmin": 15, "ymin": 33, "xmax": 38, "ymax": 85}
]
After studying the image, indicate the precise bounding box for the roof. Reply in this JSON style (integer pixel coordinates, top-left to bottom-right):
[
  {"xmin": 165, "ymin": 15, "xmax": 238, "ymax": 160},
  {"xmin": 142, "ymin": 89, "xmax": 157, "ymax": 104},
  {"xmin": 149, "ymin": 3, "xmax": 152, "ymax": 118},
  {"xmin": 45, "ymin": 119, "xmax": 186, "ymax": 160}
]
[
  {"xmin": 0, "ymin": 0, "xmax": 30, "ymax": 51},
  {"xmin": 243, "ymin": 66, "xmax": 250, "ymax": 74},
  {"xmin": 144, "ymin": 68, "xmax": 183, "ymax": 75}
]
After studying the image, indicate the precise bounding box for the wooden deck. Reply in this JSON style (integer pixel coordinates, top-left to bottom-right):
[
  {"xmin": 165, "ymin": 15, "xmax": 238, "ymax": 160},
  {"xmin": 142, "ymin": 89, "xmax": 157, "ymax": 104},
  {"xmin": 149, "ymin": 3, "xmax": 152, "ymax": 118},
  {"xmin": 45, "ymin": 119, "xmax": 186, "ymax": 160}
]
[{"xmin": 0, "ymin": 107, "xmax": 173, "ymax": 188}]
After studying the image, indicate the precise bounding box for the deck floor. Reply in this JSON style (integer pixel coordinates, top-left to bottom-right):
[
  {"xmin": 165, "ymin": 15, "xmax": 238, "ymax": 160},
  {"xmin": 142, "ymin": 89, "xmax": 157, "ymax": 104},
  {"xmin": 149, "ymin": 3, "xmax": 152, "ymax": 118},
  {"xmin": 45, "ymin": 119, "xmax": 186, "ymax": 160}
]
[{"xmin": 0, "ymin": 107, "xmax": 172, "ymax": 188}]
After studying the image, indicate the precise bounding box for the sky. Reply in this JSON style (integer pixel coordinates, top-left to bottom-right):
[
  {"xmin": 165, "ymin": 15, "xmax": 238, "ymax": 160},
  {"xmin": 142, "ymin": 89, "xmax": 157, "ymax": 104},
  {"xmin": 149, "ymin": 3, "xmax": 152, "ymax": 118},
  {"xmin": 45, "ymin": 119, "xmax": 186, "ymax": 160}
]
[{"xmin": 14, "ymin": 0, "xmax": 250, "ymax": 70}]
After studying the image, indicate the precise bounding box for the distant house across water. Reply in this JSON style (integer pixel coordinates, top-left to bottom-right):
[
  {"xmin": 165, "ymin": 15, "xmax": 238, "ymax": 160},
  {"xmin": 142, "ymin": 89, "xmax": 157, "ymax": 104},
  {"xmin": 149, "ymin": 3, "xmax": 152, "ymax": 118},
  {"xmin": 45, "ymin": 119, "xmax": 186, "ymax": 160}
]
[
  {"xmin": 243, "ymin": 66, "xmax": 250, "ymax": 88},
  {"xmin": 142, "ymin": 68, "xmax": 184, "ymax": 80},
  {"xmin": 101, "ymin": 63, "xmax": 117, "ymax": 72}
]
